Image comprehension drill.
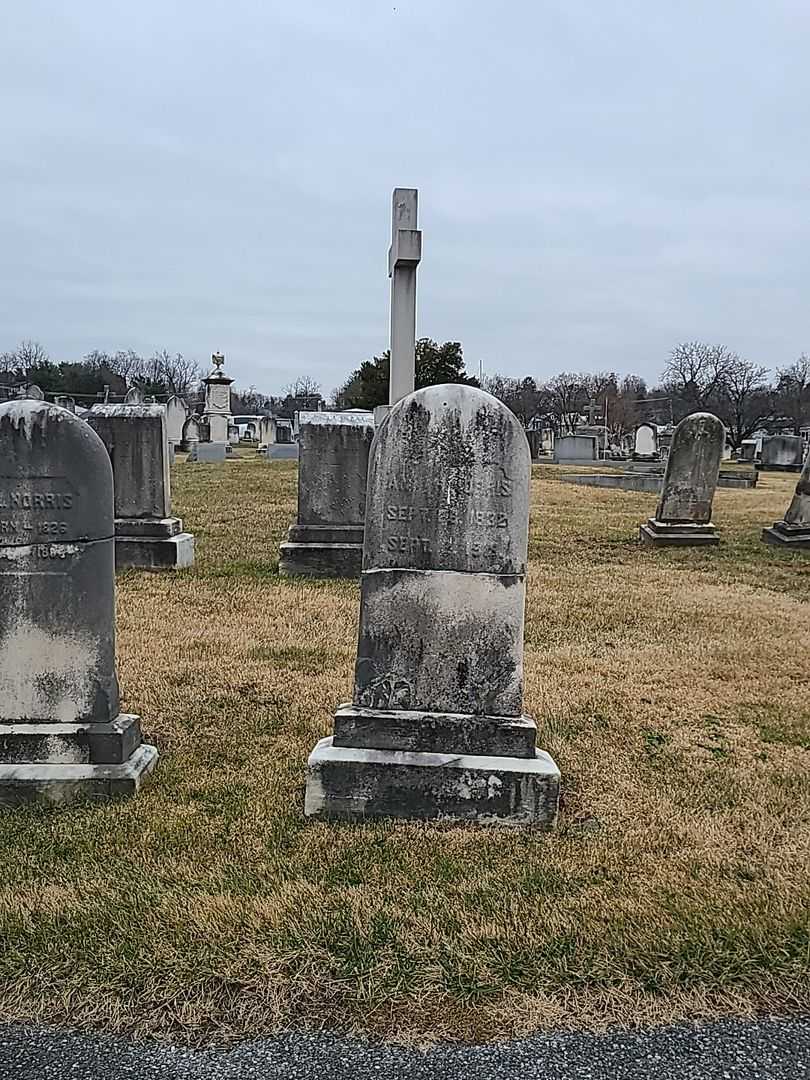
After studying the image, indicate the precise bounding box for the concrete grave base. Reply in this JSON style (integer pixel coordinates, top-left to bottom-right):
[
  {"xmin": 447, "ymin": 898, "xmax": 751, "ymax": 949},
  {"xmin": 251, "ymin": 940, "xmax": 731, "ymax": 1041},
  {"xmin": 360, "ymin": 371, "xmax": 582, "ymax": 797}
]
[
  {"xmin": 279, "ymin": 525, "xmax": 364, "ymax": 579},
  {"xmin": 304, "ymin": 736, "xmax": 560, "ymax": 827},
  {"xmin": 639, "ymin": 518, "xmax": 719, "ymax": 547},
  {"xmin": 762, "ymin": 522, "xmax": 810, "ymax": 549},
  {"xmin": 114, "ymin": 516, "xmax": 194, "ymax": 569},
  {"xmin": 0, "ymin": 738, "xmax": 158, "ymax": 808},
  {"xmin": 189, "ymin": 442, "xmax": 228, "ymax": 463}
]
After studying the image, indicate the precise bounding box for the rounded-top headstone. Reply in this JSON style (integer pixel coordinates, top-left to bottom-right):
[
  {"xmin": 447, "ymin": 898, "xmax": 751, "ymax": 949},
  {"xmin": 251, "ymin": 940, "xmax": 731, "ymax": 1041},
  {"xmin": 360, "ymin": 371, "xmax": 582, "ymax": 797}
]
[
  {"xmin": 364, "ymin": 383, "xmax": 530, "ymax": 575},
  {"xmin": 0, "ymin": 401, "xmax": 119, "ymax": 722},
  {"xmin": 656, "ymin": 412, "xmax": 724, "ymax": 524}
]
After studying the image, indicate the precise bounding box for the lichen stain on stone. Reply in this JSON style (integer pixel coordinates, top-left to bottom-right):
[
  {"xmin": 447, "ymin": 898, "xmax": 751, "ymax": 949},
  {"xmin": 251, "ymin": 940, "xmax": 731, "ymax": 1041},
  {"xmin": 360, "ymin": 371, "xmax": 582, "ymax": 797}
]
[{"xmin": 0, "ymin": 621, "xmax": 103, "ymax": 722}]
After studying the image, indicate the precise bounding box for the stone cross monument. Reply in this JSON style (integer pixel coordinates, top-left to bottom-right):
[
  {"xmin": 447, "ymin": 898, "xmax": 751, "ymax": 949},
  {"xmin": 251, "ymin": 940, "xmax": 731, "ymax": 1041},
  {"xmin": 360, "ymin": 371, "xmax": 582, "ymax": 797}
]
[{"xmin": 387, "ymin": 188, "xmax": 422, "ymax": 407}]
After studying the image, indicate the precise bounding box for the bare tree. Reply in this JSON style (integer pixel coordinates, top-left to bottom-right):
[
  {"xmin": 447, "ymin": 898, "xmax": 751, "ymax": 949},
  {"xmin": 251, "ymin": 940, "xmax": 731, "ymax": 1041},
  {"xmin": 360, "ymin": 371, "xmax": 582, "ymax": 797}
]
[
  {"xmin": 662, "ymin": 342, "xmax": 736, "ymax": 415},
  {"xmin": 1, "ymin": 340, "xmax": 50, "ymax": 376},
  {"xmin": 715, "ymin": 356, "xmax": 772, "ymax": 449},
  {"xmin": 538, "ymin": 372, "xmax": 587, "ymax": 434},
  {"xmin": 159, "ymin": 352, "xmax": 200, "ymax": 399},
  {"xmin": 774, "ymin": 355, "xmax": 810, "ymax": 435}
]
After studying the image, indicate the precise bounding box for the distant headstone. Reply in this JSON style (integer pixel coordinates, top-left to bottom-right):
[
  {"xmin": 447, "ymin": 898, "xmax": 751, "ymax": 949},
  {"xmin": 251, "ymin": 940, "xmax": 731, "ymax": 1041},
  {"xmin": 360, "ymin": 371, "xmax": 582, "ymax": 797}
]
[
  {"xmin": 165, "ymin": 396, "xmax": 188, "ymax": 447},
  {"xmin": 258, "ymin": 416, "xmax": 276, "ymax": 447},
  {"xmin": 553, "ymin": 434, "xmax": 597, "ymax": 463},
  {"xmin": 54, "ymin": 395, "xmax": 76, "ymax": 414},
  {"xmin": 762, "ymin": 443, "xmax": 810, "ymax": 549},
  {"xmin": 203, "ymin": 353, "xmax": 233, "ymax": 443},
  {"xmin": 189, "ymin": 441, "xmax": 227, "ymax": 463},
  {"xmin": 304, "ymin": 384, "xmax": 560, "ymax": 826},
  {"xmin": 279, "ymin": 411, "xmax": 374, "ymax": 578},
  {"xmin": 181, "ymin": 414, "xmax": 201, "ymax": 451},
  {"xmin": 0, "ymin": 400, "xmax": 158, "ymax": 805},
  {"xmin": 124, "ymin": 387, "xmax": 144, "ymax": 405},
  {"xmin": 632, "ymin": 423, "xmax": 658, "ymax": 460},
  {"xmin": 228, "ymin": 423, "xmax": 240, "ymax": 446},
  {"xmin": 639, "ymin": 412, "xmax": 724, "ymax": 546},
  {"xmin": 738, "ymin": 439, "xmax": 758, "ymax": 463},
  {"xmin": 87, "ymin": 405, "xmax": 194, "ymax": 569},
  {"xmin": 16, "ymin": 385, "xmax": 44, "ymax": 400},
  {"xmin": 760, "ymin": 435, "xmax": 804, "ymax": 471}
]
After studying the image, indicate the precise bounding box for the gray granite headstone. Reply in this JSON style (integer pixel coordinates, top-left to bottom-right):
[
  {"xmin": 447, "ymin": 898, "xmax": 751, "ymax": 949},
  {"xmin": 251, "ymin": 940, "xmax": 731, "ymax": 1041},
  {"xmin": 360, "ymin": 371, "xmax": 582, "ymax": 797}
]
[
  {"xmin": 165, "ymin": 395, "xmax": 188, "ymax": 448},
  {"xmin": 760, "ymin": 434, "xmax": 804, "ymax": 471},
  {"xmin": 762, "ymin": 443, "xmax": 810, "ymax": 549},
  {"xmin": 639, "ymin": 411, "xmax": 724, "ymax": 546},
  {"xmin": 0, "ymin": 400, "xmax": 157, "ymax": 805},
  {"xmin": 304, "ymin": 383, "xmax": 560, "ymax": 827},
  {"xmin": 279, "ymin": 411, "xmax": 374, "ymax": 579},
  {"xmin": 86, "ymin": 405, "xmax": 194, "ymax": 569}
]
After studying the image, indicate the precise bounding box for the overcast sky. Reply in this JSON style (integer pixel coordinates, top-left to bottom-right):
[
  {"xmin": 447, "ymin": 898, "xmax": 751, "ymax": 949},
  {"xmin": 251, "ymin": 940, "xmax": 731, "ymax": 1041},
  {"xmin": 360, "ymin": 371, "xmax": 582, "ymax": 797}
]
[{"xmin": 3, "ymin": 1, "xmax": 809, "ymax": 394}]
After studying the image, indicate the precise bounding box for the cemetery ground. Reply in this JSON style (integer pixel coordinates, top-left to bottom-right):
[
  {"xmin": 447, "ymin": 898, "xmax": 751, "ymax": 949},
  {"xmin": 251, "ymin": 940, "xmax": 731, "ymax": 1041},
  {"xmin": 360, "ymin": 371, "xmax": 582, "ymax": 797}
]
[{"xmin": 0, "ymin": 456, "xmax": 808, "ymax": 1047}]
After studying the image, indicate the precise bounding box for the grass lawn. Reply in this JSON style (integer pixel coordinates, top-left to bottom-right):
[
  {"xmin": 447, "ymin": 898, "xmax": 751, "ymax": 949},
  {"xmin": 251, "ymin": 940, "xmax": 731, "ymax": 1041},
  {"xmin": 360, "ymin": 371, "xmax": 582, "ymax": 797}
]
[{"xmin": 0, "ymin": 455, "xmax": 808, "ymax": 1044}]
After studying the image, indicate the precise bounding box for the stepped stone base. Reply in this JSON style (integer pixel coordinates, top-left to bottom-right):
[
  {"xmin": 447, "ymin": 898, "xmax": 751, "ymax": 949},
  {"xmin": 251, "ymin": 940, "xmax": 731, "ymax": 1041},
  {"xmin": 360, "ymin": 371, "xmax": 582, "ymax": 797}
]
[
  {"xmin": 304, "ymin": 735, "xmax": 560, "ymax": 827},
  {"xmin": 279, "ymin": 525, "xmax": 364, "ymax": 579},
  {"xmin": 114, "ymin": 517, "xmax": 195, "ymax": 569},
  {"xmin": 639, "ymin": 518, "xmax": 719, "ymax": 547},
  {"xmin": 0, "ymin": 714, "xmax": 158, "ymax": 807},
  {"xmin": 762, "ymin": 521, "xmax": 810, "ymax": 549}
]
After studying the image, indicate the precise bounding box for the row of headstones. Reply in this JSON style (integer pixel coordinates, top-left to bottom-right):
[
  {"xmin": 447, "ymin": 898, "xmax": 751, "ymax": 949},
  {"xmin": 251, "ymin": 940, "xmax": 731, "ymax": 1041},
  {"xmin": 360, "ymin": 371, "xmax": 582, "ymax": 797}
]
[{"xmin": 0, "ymin": 385, "xmax": 563, "ymax": 827}]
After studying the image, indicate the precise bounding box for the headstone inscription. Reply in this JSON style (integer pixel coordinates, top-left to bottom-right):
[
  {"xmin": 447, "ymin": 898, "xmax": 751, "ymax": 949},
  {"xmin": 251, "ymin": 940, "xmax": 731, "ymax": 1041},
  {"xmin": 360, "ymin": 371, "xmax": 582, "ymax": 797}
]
[
  {"xmin": 0, "ymin": 400, "xmax": 158, "ymax": 805},
  {"xmin": 632, "ymin": 423, "xmax": 658, "ymax": 460},
  {"xmin": 762, "ymin": 444, "xmax": 810, "ymax": 549},
  {"xmin": 388, "ymin": 187, "xmax": 422, "ymax": 407},
  {"xmin": 639, "ymin": 412, "xmax": 724, "ymax": 546},
  {"xmin": 86, "ymin": 405, "xmax": 194, "ymax": 569},
  {"xmin": 279, "ymin": 411, "xmax": 374, "ymax": 578},
  {"xmin": 304, "ymin": 384, "xmax": 561, "ymax": 826},
  {"xmin": 760, "ymin": 435, "xmax": 804, "ymax": 471}
]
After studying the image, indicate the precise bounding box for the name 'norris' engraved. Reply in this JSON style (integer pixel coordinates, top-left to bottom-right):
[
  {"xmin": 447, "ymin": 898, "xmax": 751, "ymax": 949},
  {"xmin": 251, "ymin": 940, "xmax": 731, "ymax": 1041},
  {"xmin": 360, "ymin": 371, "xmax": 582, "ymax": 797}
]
[{"xmin": 0, "ymin": 490, "xmax": 73, "ymax": 510}]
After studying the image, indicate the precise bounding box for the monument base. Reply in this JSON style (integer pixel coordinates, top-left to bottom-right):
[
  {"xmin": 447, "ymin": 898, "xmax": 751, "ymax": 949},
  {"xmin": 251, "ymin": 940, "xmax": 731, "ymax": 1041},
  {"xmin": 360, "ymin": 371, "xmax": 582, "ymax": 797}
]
[
  {"xmin": 639, "ymin": 518, "xmax": 719, "ymax": 547},
  {"xmin": 279, "ymin": 525, "xmax": 364, "ymax": 579},
  {"xmin": 0, "ymin": 714, "xmax": 158, "ymax": 807},
  {"xmin": 304, "ymin": 736, "xmax": 560, "ymax": 827},
  {"xmin": 114, "ymin": 517, "xmax": 195, "ymax": 570},
  {"xmin": 762, "ymin": 521, "xmax": 810, "ymax": 549}
]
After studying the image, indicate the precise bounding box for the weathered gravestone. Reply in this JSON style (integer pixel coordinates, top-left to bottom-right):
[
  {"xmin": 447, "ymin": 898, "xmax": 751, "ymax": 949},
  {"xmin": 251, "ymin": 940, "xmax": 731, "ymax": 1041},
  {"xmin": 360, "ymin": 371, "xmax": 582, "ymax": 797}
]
[
  {"xmin": 304, "ymin": 384, "xmax": 561, "ymax": 826},
  {"xmin": 0, "ymin": 400, "xmax": 158, "ymax": 805},
  {"xmin": 16, "ymin": 385, "xmax": 44, "ymax": 400},
  {"xmin": 54, "ymin": 395, "xmax": 76, "ymax": 414},
  {"xmin": 760, "ymin": 434, "xmax": 804, "ymax": 471},
  {"xmin": 165, "ymin": 395, "xmax": 188, "ymax": 449},
  {"xmin": 762, "ymin": 443, "xmax": 810, "ymax": 549},
  {"xmin": 87, "ymin": 405, "xmax": 194, "ymax": 569},
  {"xmin": 189, "ymin": 441, "xmax": 226, "ymax": 463},
  {"xmin": 639, "ymin": 412, "xmax": 724, "ymax": 546},
  {"xmin": 279, "ymin": 411, "xmax": 374, "ymax": 578},
  {"xmin": 202, "ymin": 352, "xmax": 232, "ymax": 445},
  {"xmin": 633, "ymin": 423, "xmax": 658, "ymax": 460},
  {"xmin": 553, "ymin": 434, "xmax": 597, "ymax": 463},
  {"xmin": 258, "ymin": 416, "xmax": 276, "ymax": 447},
  {"xmin": 181, "ymin": 414, "xmax": 201, "ymax": 452},
  {"xmin": 123, "ymin": 387, "xmax": 144, "ymax": 405}
]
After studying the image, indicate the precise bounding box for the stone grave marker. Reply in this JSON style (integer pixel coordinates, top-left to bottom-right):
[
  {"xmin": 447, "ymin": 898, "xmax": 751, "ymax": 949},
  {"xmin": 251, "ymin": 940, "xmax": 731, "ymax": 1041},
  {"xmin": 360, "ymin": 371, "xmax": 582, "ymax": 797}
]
[
  {"xmin": 0, "ymin": 400, "xmax": 158, "ymax": 805},
  {"xmin": 54, "ymin": 395, "xmax": 76, "ymax": 413},
  {"xmin": 87, "ymin": 404, "xmax": 194, "ymax": 569},
  {"xmin": 165, "ymin": 395, "xmax": 188, "ymax": 449},
  {"xmin": 16, "ymin": 385, "xmax": 45, "ymax": 400},
  {"xmin": 639, "ymin": 412, "xmax": 724, "ymax": 546},
  {"xmin": 124, "ymin": 387, "xmax": 144, "ymax": 405},
  {"xmin": 202, "ymin": 352, "xmax": 232, "ymax": 445},
  {"xmin": 760, "ymin": 434, "xmax": 804, "ymax": 471},
  {"xmin": 388, "ymin": 187, "xmax": 422, "ymax": 407},
  {"xmin": 304, "ymin": 383, "xmax": 560, "ymax": 826},
  {"xmin": 762, "ymin": 443, "xmax": 810, "ymax": 549},
  {"xmin": 181, "ymin": 414, "xmax": 201, "ymax": 451},
  {"xmin": 279, "ymin": 411, "xmax": 374, "ymax": 578},
  {"xmin": 633, "ymin": 423, "xmax": 658, "ymax": 460}
]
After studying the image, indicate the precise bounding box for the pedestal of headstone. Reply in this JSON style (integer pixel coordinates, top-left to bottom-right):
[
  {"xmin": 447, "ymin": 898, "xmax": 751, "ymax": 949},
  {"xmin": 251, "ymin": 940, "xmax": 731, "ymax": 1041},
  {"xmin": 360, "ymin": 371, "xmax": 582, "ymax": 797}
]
[
  {"xmin": 762, "ymin": 444, "xmax": 810, "ymax": 549},
  {"xmin": 760, "ymin": 435, "xmax": 804, "ymax": 471},
  {"xmin": 0, "ymin": 400, "xmax": 158, "ymax": 805},
  {"xmin": 304, "ymin": 384, "xmax": 560, "ymax": 827},
  {"xmin": 279, "ymin": 411, "xmax": 374, "ymax": 578},
  {"xmin": 87, "ymin": 405, "xmax": 194, "ymax": 569},
  {"xmin": 640, "ymin": 412, "xmax": 724, "ymax": 547}
]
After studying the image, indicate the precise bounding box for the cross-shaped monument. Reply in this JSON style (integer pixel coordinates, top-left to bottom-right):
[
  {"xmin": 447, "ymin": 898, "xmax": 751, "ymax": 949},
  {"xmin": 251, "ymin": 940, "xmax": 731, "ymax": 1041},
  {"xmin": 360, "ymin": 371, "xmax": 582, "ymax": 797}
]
[{"xmin": 387, "ymin": 188, "xmax": 422, "ymax": 406}]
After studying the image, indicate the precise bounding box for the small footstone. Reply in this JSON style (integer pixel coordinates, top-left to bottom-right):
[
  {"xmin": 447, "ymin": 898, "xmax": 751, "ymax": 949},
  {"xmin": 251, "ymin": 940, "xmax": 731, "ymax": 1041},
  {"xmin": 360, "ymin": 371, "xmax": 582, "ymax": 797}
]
[
  {"xmin": 639, "ymin": 412, "xmax": 724, "ymax": 547},
  {"xmin": 279, "ymin": 411, "xmax": 374, "ymax": 579},
  {"xmin": 762, "ymin": 443, "xmax": 810, "ymax": 549},
  {"xmin": 304, "ymin": 383, "xmax": 560, "ymax": 827},
  {"xmin": 0, "ymin": 400, "xmax": 157, "ymax": 806},
  {"xmin": 87, "ymin": 405, "xmax": 194, "ymax": 570}
]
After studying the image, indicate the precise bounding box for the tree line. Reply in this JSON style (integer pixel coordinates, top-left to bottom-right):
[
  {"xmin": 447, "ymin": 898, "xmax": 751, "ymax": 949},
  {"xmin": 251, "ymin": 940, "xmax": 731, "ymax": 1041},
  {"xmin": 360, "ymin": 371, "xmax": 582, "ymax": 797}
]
[{"xmin": 5, "ymin": 337, "xmax": 810, "ymax": 450}]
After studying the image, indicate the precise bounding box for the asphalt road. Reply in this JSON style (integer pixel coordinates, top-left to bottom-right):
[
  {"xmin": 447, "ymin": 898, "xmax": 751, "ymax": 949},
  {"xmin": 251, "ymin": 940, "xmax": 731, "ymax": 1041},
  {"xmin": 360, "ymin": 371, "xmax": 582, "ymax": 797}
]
[{"xmin": 0, "ymin": 1016, "xmax": 808, "ymax": 1080}]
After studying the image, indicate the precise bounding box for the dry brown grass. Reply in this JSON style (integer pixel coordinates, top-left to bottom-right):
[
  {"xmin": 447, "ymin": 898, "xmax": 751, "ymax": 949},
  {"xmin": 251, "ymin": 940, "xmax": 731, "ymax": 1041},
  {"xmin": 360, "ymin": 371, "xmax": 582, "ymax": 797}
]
[{"xmin": 0, "ymin": 455, "xmax": 808, "ymax": 1045}]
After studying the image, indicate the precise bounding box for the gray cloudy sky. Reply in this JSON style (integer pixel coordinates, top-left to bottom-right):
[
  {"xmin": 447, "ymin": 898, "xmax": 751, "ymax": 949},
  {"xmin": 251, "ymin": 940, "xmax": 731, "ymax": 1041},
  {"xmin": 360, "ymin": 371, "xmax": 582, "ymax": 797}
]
[{"xmin": 2, "ymin": 1, "xmax": 809, "ymax": 394}]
